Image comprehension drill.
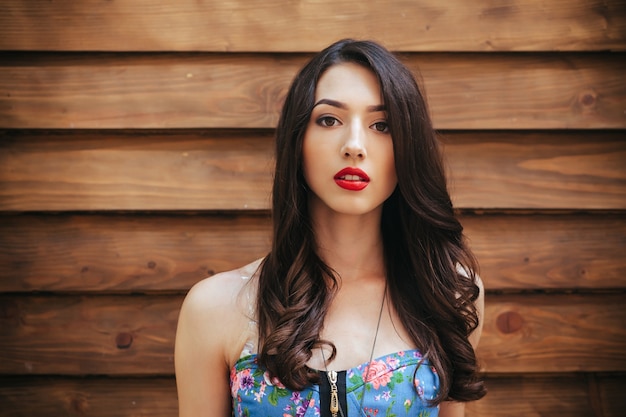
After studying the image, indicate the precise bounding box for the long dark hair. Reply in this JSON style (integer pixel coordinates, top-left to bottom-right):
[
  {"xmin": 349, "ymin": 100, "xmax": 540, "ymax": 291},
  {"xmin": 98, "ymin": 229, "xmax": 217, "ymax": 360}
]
[{"xmin": 257, "ymin": 39, "xmax": 486, "ymax": 404}]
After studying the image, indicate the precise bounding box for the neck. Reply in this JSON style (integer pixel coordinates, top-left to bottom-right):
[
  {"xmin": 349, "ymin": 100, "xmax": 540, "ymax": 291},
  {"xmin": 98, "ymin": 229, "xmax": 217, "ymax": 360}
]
[{"xmin": 309, "ymin": 203, "xmax": 386, "ymax": 284}]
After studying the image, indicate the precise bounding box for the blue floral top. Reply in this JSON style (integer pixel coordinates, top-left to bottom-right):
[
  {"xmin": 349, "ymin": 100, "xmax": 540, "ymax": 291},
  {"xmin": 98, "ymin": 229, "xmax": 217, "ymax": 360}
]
[{"xmin": 230, "ymin": 349, "xmax": 439, "ymax": 417}]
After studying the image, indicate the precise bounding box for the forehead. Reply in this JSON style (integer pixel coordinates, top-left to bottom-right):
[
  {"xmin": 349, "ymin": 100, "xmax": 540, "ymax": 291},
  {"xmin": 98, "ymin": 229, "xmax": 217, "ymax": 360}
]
[{"xmin": 315, "ymin": 62, "xmax": 383, "ymax": 104}]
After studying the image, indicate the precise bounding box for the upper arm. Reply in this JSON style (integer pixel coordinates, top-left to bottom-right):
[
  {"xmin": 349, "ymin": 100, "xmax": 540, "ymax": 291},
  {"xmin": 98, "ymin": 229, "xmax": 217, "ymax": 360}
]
[
  {"xmin": 439, "ymin": 401, "xmax": 465, "ymax": 417},
  {"xmin": 174, "ymin": 276, "xmax": 237, "ymax": 417}
]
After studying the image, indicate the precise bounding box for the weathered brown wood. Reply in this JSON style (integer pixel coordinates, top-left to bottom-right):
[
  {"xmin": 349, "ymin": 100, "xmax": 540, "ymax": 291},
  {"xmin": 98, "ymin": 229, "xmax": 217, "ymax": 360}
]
[
  {"xmin": 0, "ymin": 294, "xmax": 624, "ymax": 375},
  {"xmin": 479, "ymin": 294, "xmax": 626, "ymax": 373},
  {"xmin": 0, "ymin": 295, "xmax": 181, "ymax": 375},
  {"xmin": 0, "ymin": 131, "xmax": 275, "ymax": 211},
  {"xmin": 1, "ymin": 130, "xmax": 624, "ymax": 211},
  {"xmin": 467, "ymin": 374, "xmax": 626, "ymax": 417},
  {"xmin": 0, "ymin": 377, "xmax": 178, "ymax": 417},
  {"xmin": 1, "ymin": 0, "xmax": 624, "ymax": 52},
  {"xmin": 462, "ymin": 213, "xmax": 626, "ymax": 290},
  {"xmin": 0, "ymin": 213, "xmax": 271, "ymax": 293},
  {"xmin": 444, "ymin": 131, "xmax": 626, "ymax": 209},
  {"xmin": 0, "ymin": 212, "xmax": 624, "ymax": 293},
  {"xmin": 0, "ymin": 374, "xmax": 624, "ymax": 417},
  {"xmin": 1, "ymin": 54, "xmax": 624, "ymax": 129},
  {"xmin": 595, "ymin": 374, "xmax": 626, "ymax": 417}
]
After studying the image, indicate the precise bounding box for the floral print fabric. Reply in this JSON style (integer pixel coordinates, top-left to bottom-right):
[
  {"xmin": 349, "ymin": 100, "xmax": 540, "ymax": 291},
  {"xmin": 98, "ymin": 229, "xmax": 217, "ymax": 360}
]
[{"xmin": 231, "ymin": 349, "xmax": 439, "ymax": 417}]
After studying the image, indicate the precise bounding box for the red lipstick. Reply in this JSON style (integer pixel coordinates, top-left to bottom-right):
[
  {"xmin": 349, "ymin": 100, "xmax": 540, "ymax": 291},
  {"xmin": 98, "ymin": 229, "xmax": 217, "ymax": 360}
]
[{"xmin": 334, "ymin": 167, "xmax": 370, "ymax": 191}]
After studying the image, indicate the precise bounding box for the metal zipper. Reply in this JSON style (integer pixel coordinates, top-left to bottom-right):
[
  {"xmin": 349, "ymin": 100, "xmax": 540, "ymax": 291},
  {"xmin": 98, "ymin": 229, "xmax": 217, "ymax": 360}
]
[{"xmin": 328, "ymin": 370, "xmax": 339, "ymax": 417}]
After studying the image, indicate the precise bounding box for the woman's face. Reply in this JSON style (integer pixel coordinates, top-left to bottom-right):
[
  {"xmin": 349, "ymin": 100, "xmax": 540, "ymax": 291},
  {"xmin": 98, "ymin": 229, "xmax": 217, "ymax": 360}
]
[{"xmin": 302, "ymin": 62, "xmax": 397, "ymax": 218}]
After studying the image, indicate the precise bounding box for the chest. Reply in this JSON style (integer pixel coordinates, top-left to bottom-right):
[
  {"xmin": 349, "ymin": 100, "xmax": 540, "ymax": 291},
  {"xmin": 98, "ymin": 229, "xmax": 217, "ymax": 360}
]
[
  {"xmin": 308, "ymin": 293, "xmax": 416, "ymax": 371},
  {"xmin": 231, "ymin": 351, "xmax": 440, "ymax": 417}
]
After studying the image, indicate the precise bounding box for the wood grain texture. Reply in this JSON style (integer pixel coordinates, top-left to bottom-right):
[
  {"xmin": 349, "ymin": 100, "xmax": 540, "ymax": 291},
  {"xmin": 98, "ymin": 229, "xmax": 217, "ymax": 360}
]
[
  {"xmin": 594, "ymin": 373, "xmax": 626, "ymax": 417},
  {"xmin": 0, "ymin": 0, "xmax": 624, "ymax": 52},
  {"xmin": 1, "ymin": 294, "xmax": 624, "ymax": 375},
  {"xmin": 0, "ymin": 377, "xmax": 177, "ymax": 417},
  {"xmin": 444, "ymin": 131, "xmax": 626, "ymax": 209},
  {"xmin": 0, "ymin": 131, "xmax": 275, "ymax": 211},
  {"xmin": 479, "ymin": 294, "xmax": 626, "ymax": 373},
  {"xmin": 1, "ymin": 53, "xmax": 624, "ymax": 129},
  {"xmin": 467, "ymin": 374, "xmax": 626, "ymax": 417},
  {"xmin": 0, "ymin": 213, "xmax": 270, "ymax": 293},
  {"xmin": 0, "ymin": 295, "xmax": 181, "ymax": 375},
  {"xmin": 1, "ymin": 130, "xmax": 624, "ymax": 211},
  {"xmin": 0, "ymin": 374, "xmax": 624, "ymax": 417},
  {"xmin": 0, "ymin": 212, "xmax": 624, "ymax": 293},
  {"xmin": 462, "ymin": 212, "xmax": 626, "ymax": 290}
]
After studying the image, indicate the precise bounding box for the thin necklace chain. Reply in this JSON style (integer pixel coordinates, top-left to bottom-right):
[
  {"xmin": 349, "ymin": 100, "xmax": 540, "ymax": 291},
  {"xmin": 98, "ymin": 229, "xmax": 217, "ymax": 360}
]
[{"xmin": 321, "ymin": 284, "xmax": 387, "ymax": 417}]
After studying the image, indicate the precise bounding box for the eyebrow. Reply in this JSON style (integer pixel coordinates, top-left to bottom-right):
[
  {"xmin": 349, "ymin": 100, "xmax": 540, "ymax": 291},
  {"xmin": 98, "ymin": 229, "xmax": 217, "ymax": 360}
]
[{"xmin": 313, "ymin": 98, "xmax": 386, "ymax": 113}]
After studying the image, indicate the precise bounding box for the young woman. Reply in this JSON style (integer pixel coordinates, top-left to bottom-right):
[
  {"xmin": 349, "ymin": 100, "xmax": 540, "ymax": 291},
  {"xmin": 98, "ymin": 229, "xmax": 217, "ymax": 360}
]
[{"xmin": 175, "ymin": 39, "xmax": 486, "ymax": 417}]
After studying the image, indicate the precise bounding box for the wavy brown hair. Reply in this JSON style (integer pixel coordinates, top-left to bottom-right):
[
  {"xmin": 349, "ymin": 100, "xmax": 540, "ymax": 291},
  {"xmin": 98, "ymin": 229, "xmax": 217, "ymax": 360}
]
[{"xmin": 257, "ymin": 39, "xmax": 486, "ymax": 404}]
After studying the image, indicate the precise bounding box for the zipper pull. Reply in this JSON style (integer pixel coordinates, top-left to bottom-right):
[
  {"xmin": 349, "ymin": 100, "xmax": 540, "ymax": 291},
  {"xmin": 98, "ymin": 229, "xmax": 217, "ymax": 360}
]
[{"xmin": 328, "ymin": 370, "xmax": 339, "ymax": 417}]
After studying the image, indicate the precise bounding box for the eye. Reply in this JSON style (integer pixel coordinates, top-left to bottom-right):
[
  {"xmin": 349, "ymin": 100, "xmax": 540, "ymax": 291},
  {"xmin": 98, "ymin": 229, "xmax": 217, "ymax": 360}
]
[
  {"xmin": 371, "ymin": 121, "xmax": 389, "ymax": 133},
  {"xmin": 316, "ymin": 116, "xmax": 340, "ymax": 127}
]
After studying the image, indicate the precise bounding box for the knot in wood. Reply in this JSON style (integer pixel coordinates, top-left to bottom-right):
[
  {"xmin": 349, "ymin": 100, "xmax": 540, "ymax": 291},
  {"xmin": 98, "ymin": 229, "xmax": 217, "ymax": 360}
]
[
  {"xmin": 115, "ymin": 332, "xmax": 133, "ymax": 349},
  {"xmin": 579, "ymin": 89, "xmax": 597, "ymax": 107},
  {"xmin": 496, "ymin": 311, "xmax": 524, "ymax": 334}
]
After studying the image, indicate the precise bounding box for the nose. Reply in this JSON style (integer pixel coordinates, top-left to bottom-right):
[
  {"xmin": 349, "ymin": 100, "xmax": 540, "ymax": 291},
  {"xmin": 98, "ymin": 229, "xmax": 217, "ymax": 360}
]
[{"xmin": 340, "ymin": 121, "xmax": 366, "ymax": 159}]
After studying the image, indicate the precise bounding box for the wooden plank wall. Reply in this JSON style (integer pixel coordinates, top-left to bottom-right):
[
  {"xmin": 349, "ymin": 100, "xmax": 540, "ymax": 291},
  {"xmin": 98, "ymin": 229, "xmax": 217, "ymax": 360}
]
[{"xmin": 1, "ymin": 1, "xmax": 625, "ymax": 415}]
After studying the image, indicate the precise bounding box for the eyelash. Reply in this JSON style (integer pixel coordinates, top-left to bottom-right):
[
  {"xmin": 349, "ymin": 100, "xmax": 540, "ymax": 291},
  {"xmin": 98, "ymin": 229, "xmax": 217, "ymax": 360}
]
[
  {"xmin": 315, "ymin": 116, "xmax": 390, "ymax": 133},
  {"xmin": 316, "ymin": 116, "xmax": 339, "ymax": 127},
  {"xmin": 372, "ymin": 121, "xmax": 389, "ymax": 133}
]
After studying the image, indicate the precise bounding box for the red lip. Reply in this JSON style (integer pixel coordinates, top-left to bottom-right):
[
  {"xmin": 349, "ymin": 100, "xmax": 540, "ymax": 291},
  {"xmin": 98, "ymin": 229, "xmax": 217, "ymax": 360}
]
[{"xmin": 334, "ymin": 167, "xmax": 370, "ymax": 191}]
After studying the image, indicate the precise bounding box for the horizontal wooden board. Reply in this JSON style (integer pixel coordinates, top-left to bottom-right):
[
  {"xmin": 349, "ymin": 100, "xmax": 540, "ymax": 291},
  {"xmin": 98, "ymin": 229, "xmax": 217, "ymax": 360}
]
[
  {"xmin": 0, "ymin": 294, "xmax": 624, "ymax": 375},
  {"xmin": 0, "ymin": 130, "xmax": 624, "ymax": 210},
  {"xmin": 443, "ymin": 131, "xmax": 626, "ymax": 209},
  {"xmin": 0, "ymin": 0, "xmax": 624, "ymax": 52},
  {"xmin": 479, "ymin": 294, "xmax": 626, "ymax": 373},
  {"xmin": 0, "ymin": 295, "xmax": 180, "ymax": 375},
  {"xmin": 1, "ymin": 54, "xmax": 625, "ymax": 129},
  {"xmin": 0, "ymin": 131, "xmax": 275, "ymax": 211},
  {"xmin": 461, "ymin": 213, "xmax": 626, "ymax": 290},
  {"xmin": 467, "ymin": 374, "xmax": 626, "ymax": 417},
  {"xmin": 0, "ymin": 213, "xmax": 270, "ymax": 292},
  {"xmin": 0, "ymin": 212, "xmax": 624, "ymax": 292},
  {"xmin": 0, "ymin": 377, "xmax": 178, "ymax": 417},
  {"xmin": 0, "ymin": 374, "xmax": 624, "ymax": 417}
]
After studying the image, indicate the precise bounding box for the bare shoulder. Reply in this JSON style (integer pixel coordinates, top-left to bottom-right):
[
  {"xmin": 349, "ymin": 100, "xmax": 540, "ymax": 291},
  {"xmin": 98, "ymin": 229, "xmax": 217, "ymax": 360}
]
[
  {"xmin": 439, "ymin": 400, "xmax": 465, "ymax": 417},
  {"xmin": 175, "ymin": 258, "xmax": 263, "ymax": 416},
  {"xmin": 183, "ymin": 258, "xmax": 261, "ymax": 315},
  {"xmin": 178, "ymin": 257, "xmax": 262, "ymax": 350}
]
